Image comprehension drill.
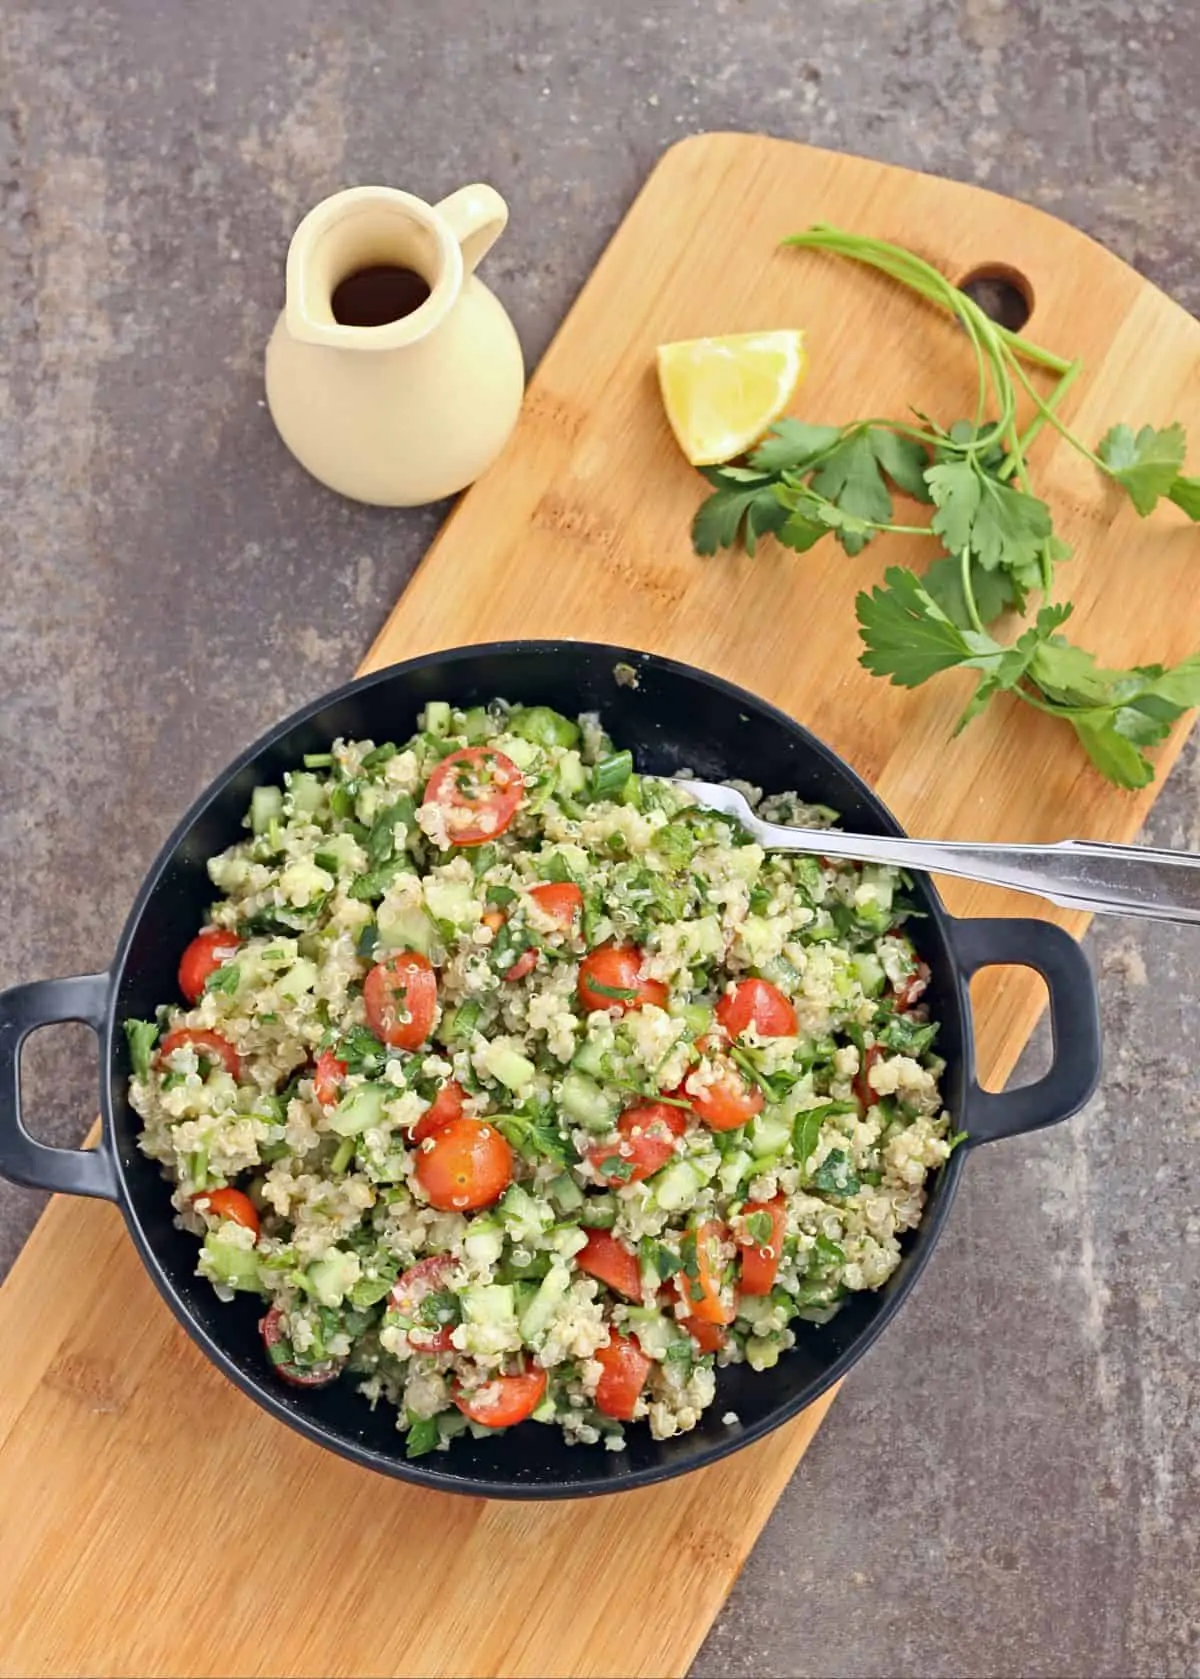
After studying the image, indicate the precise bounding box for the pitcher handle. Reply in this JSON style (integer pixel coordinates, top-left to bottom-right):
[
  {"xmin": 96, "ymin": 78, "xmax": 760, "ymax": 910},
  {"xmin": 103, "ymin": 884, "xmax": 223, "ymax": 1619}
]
[{"xmin": 435, "ymin": 184, "xmax": 508, "ymax": 275}]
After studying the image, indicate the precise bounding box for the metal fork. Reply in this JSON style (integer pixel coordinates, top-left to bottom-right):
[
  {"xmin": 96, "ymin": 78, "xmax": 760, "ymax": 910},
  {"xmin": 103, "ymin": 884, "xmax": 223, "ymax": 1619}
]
[{"xmin": 673, "ymin": 778, "xmax": 1200, "ymax": 924}]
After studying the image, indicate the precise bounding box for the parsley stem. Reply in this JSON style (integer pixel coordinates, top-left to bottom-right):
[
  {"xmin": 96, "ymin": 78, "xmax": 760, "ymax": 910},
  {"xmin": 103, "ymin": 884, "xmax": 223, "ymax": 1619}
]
[
  {"xmin": 1005, "ymin": 351, "xmax": 1107, "ymax": 471},
  {"xmin": 997, "ymin": 357, "xmax": 1084, "ymax": 481},
  {"xmin": 958, "ymin": 544, "xmax": 986, "ymax": 635}
]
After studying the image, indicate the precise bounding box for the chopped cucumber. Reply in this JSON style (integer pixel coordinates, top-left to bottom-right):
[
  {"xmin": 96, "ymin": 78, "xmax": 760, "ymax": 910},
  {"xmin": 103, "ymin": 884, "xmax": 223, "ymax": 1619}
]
[
  {"xmin": 851, "ymin": 952, "xmax": 886, "ymax": 997},
  {"xmin": 460, "ymin": 706, "xmax": 491, "ymax": 744},
  {"xmin": 748, "ymin": 1111, "xmax": 792, "ymax": 1159},
  {"xmin": 669, "ymin": 1000, "xmax": 713, "ymax": 1038},
  {"xmin": 557, "ymin": 750, "xmax": 588, "ymax": 794},
  {"xmin": 464, "ymin": 1219, "xmax": 505, "ymax": 1267},
  {"xmin": 745, "ymin": 1334, "xmax": 785, "ymax": 1371},
  {"xmin": 424, "ymin": 878, "xmax": 478, "ymax": 927},
  {"xmin": 622, "ymin": 1307, "xmax": 682, "ymax": 1360},
  {"xmin": 518, "ymin": 1263, "xmax": 570, "ymax": 1342},
  {"xmin": 250, "ymin": 785, "xmax": 283, "ymax": 835},
  {"xmin": 508, "ymin": 705, "xmax": 581, "ymax": 751},
  {"xmin": 559, "ymin": 1069, "xmax": 618, "ymax": 1133},
  {"xmin": 579, "ymin": 1194, "xmax": 618, "ymax": 1229},
  {"xmin": 718, "ymin": 1150, "xmax": 756, "ymax": 1195},
  {"xmin": 461, "ymin": 1283, "xmax": 517, "ymax": 1326},
  {"xmin": 651, "ymin": 1158, "xmax": 709, "ymax": 1213},
  {"xmin": 287, "ymin": 771, "xmax": 325, "ymax": 815},
  {"xmin": 202, "ymin": 1233, "xmax": 261, "ymax": 1292},
  {"xmin": 327, "ymin": 1082, "xmax": 389, "ymax": 1137},
  {"xmin": 308, "ymin": 1248, "xmax": 359, "ymax": 1308},
  {"xmin": 423, "ymin": 700, "xmax": 452, "ymax": 737},
  {"xmin": 277, "ymin": 957, "xmax": 318, "ymax": 999},
  {"xmin": 500, "ymin": 1183, "xmax": 552, "ymax": 1245},
  {"xmin": 571, "ymin": 1037, "xmax": 610, "ymax": 1080},
  {"xmin": 483, "ymin": 1042, "xmax": 536, "ymax": 1091},
  {"xmin": 548, "ymin": 1171, "xmax": 584, "ymax": 1215},
  {"xmin": 546, "ymin": 1222, "xmax": 587, "ymax": 1258},
  {"xmin": 376, "ymin": 902, "xmax": 436, "ymax": 955}
]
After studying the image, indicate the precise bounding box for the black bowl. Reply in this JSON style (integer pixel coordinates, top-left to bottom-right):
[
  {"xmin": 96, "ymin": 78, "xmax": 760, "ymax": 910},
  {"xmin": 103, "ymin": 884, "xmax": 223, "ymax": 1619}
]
[{"xmin": 0, "ymin": 642, "xmax": 1101, "ymax": 1497}]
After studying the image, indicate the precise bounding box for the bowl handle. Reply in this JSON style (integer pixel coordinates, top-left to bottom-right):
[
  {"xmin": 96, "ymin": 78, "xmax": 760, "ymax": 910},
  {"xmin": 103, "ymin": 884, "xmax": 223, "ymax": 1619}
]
[
  {"xmin": 0, "ymin": 973, "xmax": 120, "ymax": 1201},
  {"xmin": 946, "ymin": 916, "xmax": 1102, "ymax": 1146}
]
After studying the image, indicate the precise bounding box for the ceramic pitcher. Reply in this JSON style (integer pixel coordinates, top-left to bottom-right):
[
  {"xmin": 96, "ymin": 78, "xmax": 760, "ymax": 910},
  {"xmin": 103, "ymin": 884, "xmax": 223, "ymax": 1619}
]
[{"xmin": 265, "ymin": 184, "xmax": 524, "ymax": 506}]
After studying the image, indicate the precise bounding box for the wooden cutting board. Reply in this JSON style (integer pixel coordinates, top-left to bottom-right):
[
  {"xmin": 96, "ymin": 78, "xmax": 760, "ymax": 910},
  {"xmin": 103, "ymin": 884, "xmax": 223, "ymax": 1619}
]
[{"xmin": 3, "ymin": 135, "xmax": 1199, "ymax": 1679}]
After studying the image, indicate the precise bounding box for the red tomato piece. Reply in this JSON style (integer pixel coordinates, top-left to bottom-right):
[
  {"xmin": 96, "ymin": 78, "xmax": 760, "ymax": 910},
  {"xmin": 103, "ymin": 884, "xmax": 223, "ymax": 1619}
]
[
  {"xmin": 415, "ymin": 1116, "xmax": 513, "ymax": 1211},
  {"xmin": 684, "ymin": 1055, "xmax": 764, "ymax": 1132},
  {"xmin": 390, "ymin": 1254, "xmax": 457, "ymax": 1353},
  {"xmin": 588, "ymin": 1101, "xmax": 687, "ymax": 1185},
  {"xmin": 422, "ymin": 746, "xmax": 524, "ymax": 847},
  {"xmin": 528, "ymin": 881, "xmax": 584, "ymax": 929},
  {"xmin": 260, "ymin": 1304, "xmax": 344, "ymax": 1388},
  {"xmin": 577, "ymin": 943, "xmax": 668, "ymax": 1014},
  {"xmin": 504, "ymin": 948, "xmax": 539, "ymax": 983},
  {"xmin": 313, "ymin": 1050, "xmax": 347, "ymax": 1108},
  {"xmin": 685, "ymin": 1317, "xmax": 726, "ymax": 1355},
  {"xmin": 412, "ymin": 1079, "xmax": 467, "ymax": 1144},
  {"xmin": 894, "ymin": 959, "xmax": 931, "ymax": 1011},
  {"xmin": 159, "ymin": 1027, "xmax": 241, "ymax": 1080},
  {"xmin": 716, "ymin": 977, "xmax": 798, "ymax": 1039},
  {"xmin": 363, "ymin": 951, "xmax": 437, "ymax": 1049},
  {"xmin": 854, "ymin": 1044, "xmax": 883, "ymax": 1114},
  {"xmin": 177, "ymin": 928, "xmax": 242, "ymax": 1005},
  {"xmin": 737, "ymin": 1196, "xmax": 786, "ymax": 1296},
  {"xmin": 576, "ymin": 1229, "xmax": 642, "ymax": 1300},
  {"xmin": 194, "ymin": 1185, "xmax": 260, "ymax": 1237},
  {"xmin": 455, "ymin": 1364, "xmax": 547, "ymax": 1427},
  {"xmin": 594, "ymin": 1332, "xmax": 652, "ymax": 1422},
  {"xmin": 679, "ymin": 1220, "xmax": 735, "ymax": 1326}
]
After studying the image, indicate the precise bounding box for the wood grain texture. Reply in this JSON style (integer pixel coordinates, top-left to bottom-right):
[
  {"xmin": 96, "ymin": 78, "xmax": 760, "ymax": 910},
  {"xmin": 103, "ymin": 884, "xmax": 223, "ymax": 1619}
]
[{"xmin": 2, "ymin": 135, "xmax": 1199, "ymax": 1679}]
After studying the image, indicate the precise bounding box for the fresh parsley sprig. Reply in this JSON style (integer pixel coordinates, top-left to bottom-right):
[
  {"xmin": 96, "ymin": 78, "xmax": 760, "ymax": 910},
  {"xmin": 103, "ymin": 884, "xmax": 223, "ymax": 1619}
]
[
  {"xmin": 687, "ymin": 225, "xmax": 1200, "ymax": 788},
  {"xmin": 858, "ymin": 567, "xmax": 1200, "ymax": 790}
]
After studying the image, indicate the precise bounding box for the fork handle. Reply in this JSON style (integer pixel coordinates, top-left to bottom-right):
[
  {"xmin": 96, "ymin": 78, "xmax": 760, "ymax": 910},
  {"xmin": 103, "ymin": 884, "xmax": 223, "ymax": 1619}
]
[{"xmin": 760, "ymin": 827, "xmax": 1200, "ymax": 923}]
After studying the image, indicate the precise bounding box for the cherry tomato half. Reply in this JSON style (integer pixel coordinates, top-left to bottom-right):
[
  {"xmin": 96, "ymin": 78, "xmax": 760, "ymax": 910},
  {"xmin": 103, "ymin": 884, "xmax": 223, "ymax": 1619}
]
[
  {"xmin": 423, "ymin": 747, "xmax": 524, "ymax": 847},
  {"xmin": 738, "ymin": 1196, "xmax": 786, "ymax": 1296},
  {"xmin": 679, "ymin": 1220, "xmax": 735, "ymax": 1326},
  {"xmin": 455, "ymin": 1364, "xmax": 546, "ymax": 1427},
  {"xmin": 364, "ymin": 951, "xmax": 437, "ymax": 1050},
  {"xmin": 178, "ymin": 928, "xmax": 242, "ymax": 1005},
  {"xmin": 412, "ymin": 1079, "xmax": 467, "ymax": 1144},
  {"xmin": 682, "ymin": 1054, "xmax": 764, "ymax": 1132},
  {"xmin": 576, "ymin": 1229, "xmax": 642, "ymax": 1300},
  {"xmin": 260, "ymin": 1304, "xmax": 344, "ymax": 1388},
  {"xmin": 194, "ymin": 1185, "xmax": 261, "ymax": 1238},
  {"xmin": 894, "ymin": 958, "xmax": 931, "ymax": 1012},
  {"xmin": 588, "ymin": 1101, "xmax": 687, "ymax": 1186},
  {"xmin": 159, "ymin": 1027, "xmax": 241, "ymax": 1080},
  {"xmin": 390, "ymin": 1254, "xmax": 457, "ymax": 1353},
  {"xmin": 313, "ymin": 1050, "xmax": 347, "ymax": 1108},
  {"xmin": 716, "ymin": 977, "xmax": 798, "ymax": 1039},
  {"xmin": 528, "ymin": 881, "xmax": 584, "ymax": 929},
  {"xmin": 577, "ymin": 944, "xmax": 668, "ymax": 1015},
  {"xmin": 415, "ymin": 1116, "xmax": 513, "ymax": 1211},
  {"xmin": 504, "ymin": 948, "xmax": 539, "ymax": 984},
  {"xmin": 594, "ymin": 1332, "xmax": 652, "ymax": 1422}
]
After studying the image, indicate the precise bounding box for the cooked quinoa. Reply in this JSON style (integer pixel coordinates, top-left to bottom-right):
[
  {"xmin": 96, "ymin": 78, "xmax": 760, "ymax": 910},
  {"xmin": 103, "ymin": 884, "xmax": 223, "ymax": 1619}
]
[{"xmin": 126, "ymin": 699, "xmax": 955, "ymax": 1458}]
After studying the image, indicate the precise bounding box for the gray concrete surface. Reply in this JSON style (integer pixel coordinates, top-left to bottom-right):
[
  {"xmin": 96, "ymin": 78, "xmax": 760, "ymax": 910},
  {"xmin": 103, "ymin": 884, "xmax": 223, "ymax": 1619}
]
[{"xmin": 1, "ymin": 2, "xmax": 1197, "ymax": 1674}]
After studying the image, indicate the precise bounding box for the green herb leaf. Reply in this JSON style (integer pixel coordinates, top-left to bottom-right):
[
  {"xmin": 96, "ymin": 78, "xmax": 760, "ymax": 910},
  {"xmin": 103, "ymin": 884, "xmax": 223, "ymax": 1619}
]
[
  {"xmin": 747, "ymin": 420, "xmax": 843, "ymax": 474},
  {"xmin": 692, "ymin": 476, "xmax": 791, "ymax": 557},
  {"xmin": 1097, "ymin": 422, "xmax": 1188, "ymax": 515},
  {"xmin": 203, "ymin": 963, "xmax": 240, "ymax": 996},
  {"xmin": 856, "ymin": 567, "xmax": 1003, "ymax": 688},
  {"xmin": 1167, "ymin": 475, "xmax": 1200, "ymax": 520},
  {"xmin": 495, "ymin": 1108, "xmax": 574, "ymax": 1167},
  {"xmin": 124, "ymin": 1018, "xmax": 159, "ymax": 1078},
  {"xmin": 812, "ymin": 1148, "xmax": 860, "ymax": 1197},
  {"xmin": 926, "ymin": 461, "xmax": 1052, "ymax": 581},
  {"xmin": 586, "ymin": 978, "xmax": 639, "ymax": 1003},
  {"xmin": 405, "ymin": 1414, "xmax": 441, "ymax": 1459},
  {"xmin": 743, "ymin": 1210, "xmax": 774, "ymax": 1245}
]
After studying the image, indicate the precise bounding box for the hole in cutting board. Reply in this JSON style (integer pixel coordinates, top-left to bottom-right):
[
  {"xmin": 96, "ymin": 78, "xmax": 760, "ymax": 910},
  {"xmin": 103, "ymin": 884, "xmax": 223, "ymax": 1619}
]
[{"xmin": 957, "ymin": 264, "xmax": 1034, "ymax": 332}]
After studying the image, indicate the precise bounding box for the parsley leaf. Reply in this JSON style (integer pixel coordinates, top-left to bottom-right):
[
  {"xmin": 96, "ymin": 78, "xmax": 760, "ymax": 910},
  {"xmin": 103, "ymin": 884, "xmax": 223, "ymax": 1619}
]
[
  {"xmin": 812, "ymin": 1149, "xmax": 860, "ymax": 1197},
  {"xmin": 1168, "ymin": 475, "xmax": 1200, "ymax": 520},
  {"xmin": 748, "ymin": 419, "xmax": 843, "ymax": 472},
  {"xmin": 921, "ymin": 553, "xmax": 1023, "ymax": 628},
  {"xmin": 1097, "ymin": 422, "xmax": 1188, "ymax": 515},
  {"xmin": 123, "ymin": 1018, "xmax": 159, "ymax": 1078},
  {"xmin": 494, "ymin": 1108, "xmax": 574, "ymax": 1167},
  {"xmin": 203, "ymin": 963, "xmax": 240, "ymax": 996},
  {"xmin": 925, "ymin": 461, "xmax": 1052, "ymax": 584},
  {"xmin": 692, "ymin": 472, "xmax": 790, "ymax": 557},
  {"xmin": 856, "ymin": 567, "xmax": 1003, "ymax": 687}
]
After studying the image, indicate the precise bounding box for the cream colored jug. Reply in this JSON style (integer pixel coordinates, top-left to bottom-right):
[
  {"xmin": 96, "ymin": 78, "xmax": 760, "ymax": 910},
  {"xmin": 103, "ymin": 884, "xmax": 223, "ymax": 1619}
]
[{"xmin": 265, "ymin": 184, "xmax": 524, "ymax": 506}]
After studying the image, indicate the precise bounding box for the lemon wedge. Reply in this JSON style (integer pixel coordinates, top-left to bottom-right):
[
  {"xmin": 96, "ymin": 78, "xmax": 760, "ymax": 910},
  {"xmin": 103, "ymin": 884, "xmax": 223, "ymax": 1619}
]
[{"xmin": 656, "ymin": 330, "xmax": 807, "ymax": 466}]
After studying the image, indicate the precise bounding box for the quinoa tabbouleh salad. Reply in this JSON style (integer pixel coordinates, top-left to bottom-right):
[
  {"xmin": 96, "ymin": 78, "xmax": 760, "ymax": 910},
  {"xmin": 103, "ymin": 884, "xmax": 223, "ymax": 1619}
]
[{"xmin": 126, "ymin": 699, "xmax": 957, "ymax": 1457}]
